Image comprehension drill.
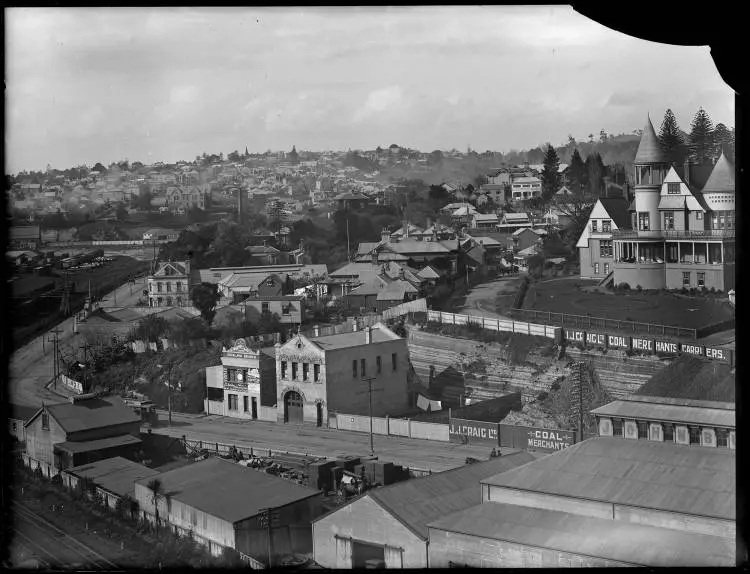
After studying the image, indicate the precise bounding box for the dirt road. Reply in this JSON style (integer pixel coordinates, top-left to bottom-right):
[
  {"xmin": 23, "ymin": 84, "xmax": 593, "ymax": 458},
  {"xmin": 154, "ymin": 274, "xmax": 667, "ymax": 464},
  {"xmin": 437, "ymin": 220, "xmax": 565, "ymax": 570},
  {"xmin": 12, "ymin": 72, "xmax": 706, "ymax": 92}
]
[
  {"xmin": 456, "ymin": 276, "xmax": 520, "ymax": 320},
  {"xmin": 150, "ymin": 411, "xmax": 513, "ymax": 473},
  {"xmin": 9, "ymin": 276, "xmax": 147, "ymax": 407}
]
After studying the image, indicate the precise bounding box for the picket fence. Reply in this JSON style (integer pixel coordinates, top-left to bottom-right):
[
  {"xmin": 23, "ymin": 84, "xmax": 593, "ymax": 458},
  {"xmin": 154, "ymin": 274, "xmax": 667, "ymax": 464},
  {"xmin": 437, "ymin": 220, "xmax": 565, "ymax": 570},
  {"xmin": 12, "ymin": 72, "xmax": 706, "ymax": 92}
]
[{"xmin": 426, "ymin": 310, "xmax": 560, "ymax": 339}]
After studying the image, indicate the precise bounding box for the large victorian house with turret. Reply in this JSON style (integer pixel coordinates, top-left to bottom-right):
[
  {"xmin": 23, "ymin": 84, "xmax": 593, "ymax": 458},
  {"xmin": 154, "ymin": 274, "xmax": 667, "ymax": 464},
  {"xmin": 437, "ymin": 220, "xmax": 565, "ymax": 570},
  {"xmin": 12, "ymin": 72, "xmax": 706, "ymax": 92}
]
[{"xmin": 578, "ymin": 115, "xmax": 735, "ymax": 291}]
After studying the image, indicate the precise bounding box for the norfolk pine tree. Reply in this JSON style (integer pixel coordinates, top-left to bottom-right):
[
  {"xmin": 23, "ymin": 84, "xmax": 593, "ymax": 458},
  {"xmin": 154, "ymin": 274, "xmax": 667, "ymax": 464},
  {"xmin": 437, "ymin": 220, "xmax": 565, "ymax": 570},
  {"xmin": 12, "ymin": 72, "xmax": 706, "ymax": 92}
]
[
  {"xmin": 541, "ymin": 144, "xmax": 561, "ymax": 201},
  {"xmin": 688, "ymin": 107, "xmax": 715, "ymax": 164},
  {"xmin": 658, "ymin": 109, "xmax": 687, "ymax": 165}
]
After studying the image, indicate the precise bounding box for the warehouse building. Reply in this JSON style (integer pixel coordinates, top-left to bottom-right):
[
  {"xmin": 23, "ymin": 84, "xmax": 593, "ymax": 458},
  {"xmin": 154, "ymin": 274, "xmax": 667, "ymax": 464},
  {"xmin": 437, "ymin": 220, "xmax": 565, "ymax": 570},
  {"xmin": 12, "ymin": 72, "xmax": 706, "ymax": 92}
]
[
  {"xmin": 423, "ymin": 433, "xmax": 735, "ymax": 567},
  {"xmin": 312, "ymin": 452, "xmax": 536, "ymax": 569},
  {"xmin": 134, "ymin": 457, "xmax": 324, "ymax": 564},
  {"xmin": 23, "ymin": 394, "xmax": 142, "ymax": 476},
  {"xmin": 62, "ymin": 456, "xmax": 158, "ymax": 516},
  {"xmin": 591, "ymin": 394, "xmax": 735, "ymax": 449},
  {"xmin": 427, "ymin": 501, "xmax": 734, "ymax": 568},
  {"xmin": 275, "ymin": 323, "xmax": 410, "ymax": 426}
]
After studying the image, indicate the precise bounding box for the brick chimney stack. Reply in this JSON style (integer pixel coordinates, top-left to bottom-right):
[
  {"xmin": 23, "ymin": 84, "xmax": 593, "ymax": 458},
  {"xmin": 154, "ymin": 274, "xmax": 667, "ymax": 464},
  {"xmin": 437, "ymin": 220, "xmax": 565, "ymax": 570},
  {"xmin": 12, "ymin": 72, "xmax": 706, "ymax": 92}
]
[{"xmin": 381, "ymin": 227, "xmax": 391, "ymax": 244}]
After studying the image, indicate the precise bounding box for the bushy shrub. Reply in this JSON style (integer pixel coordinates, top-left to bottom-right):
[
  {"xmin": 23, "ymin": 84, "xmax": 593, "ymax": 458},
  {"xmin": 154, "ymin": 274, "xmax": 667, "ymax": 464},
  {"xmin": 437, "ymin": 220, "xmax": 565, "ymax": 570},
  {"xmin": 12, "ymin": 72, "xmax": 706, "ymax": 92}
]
[
  {"xmin": 618, "ymin": 282, "xmax": 630, "ymax": 291},
  {"xmin": 636, "ymin": 284, "xmax": 642, "ymax": 292}
]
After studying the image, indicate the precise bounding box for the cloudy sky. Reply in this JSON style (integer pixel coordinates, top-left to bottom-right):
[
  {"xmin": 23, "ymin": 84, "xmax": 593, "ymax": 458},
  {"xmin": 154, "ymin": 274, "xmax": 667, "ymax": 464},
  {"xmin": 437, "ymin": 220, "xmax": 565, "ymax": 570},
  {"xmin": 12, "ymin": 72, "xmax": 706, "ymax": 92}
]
[{"xmin": 6, "ymin": 6, "xmax": 734, "ymax": 173}]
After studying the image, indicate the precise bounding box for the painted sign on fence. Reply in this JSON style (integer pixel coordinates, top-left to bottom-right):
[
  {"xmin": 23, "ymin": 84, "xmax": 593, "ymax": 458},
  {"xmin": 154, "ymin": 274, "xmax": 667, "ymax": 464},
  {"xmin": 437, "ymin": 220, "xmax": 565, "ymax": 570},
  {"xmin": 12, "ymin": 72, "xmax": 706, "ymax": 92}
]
[
  {"xmin": 448, "ymin": 417, "xmax": 499, "ymax": 445},
  {"xmin": 60, "ymin": 375, "xmax": 84, "ymax": 394}
]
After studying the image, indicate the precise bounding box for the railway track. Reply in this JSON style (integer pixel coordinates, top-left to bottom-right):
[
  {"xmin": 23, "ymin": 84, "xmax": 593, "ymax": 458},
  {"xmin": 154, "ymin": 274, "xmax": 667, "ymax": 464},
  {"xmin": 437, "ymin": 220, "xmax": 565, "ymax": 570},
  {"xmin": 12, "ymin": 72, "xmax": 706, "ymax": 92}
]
[{"xmin": 12, "ymin": 501, "xmax": 119, "ymax": 570}]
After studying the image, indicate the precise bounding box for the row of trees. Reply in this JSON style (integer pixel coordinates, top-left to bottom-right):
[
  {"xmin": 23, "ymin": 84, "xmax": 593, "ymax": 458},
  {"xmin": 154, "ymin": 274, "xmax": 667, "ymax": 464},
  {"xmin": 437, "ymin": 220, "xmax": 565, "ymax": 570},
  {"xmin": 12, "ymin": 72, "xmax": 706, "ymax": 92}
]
[{"xmin": 659, "ymin": 107, "xmax": 734, "ymax": 165}]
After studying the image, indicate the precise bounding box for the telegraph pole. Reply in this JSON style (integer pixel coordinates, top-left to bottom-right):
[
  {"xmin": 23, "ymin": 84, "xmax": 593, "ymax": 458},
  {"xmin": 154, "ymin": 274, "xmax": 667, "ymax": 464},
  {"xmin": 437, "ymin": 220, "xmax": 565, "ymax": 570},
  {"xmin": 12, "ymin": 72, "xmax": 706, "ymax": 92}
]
[
  {"xmin": 48, "ymin": 328, "xmax": 63, "ymax": 388},
  {"xmin": 362, "ymin": 376, "xmax": 377, "ymax": 456},
  {"xmin": 167, "ymin": 361, "xmax": 174, "ymax": 426},
  {"xmin": 79, "ymin": 342, "xmax": 94, "ymax": 392}
]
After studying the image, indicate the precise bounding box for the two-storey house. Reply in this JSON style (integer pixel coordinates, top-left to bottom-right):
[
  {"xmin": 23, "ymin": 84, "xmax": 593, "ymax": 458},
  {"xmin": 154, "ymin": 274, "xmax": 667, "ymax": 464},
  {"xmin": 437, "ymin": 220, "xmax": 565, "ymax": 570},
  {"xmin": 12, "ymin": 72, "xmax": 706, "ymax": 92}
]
[
  {"xmin": 576, "ymin": 197, "xmax": 631, "ymax": 280},
  {"xmin": 510, "ymin": 176, "xmax": 542, "ymax": 201},
  {"xmin": 275, "ymin": 323, "xmax": 411, "ymax": 426},
  {"xmin": 148, "ymin": 260, "xmax": 196, "ymax": 307}
]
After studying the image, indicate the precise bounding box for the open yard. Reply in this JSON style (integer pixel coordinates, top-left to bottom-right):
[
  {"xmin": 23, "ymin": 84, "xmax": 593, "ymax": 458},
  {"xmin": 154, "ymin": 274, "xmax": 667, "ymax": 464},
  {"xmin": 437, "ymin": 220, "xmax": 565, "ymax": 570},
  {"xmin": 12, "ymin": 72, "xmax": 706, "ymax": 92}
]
[{"xmin": 521, "ymin": 277, "xmax": 734, "ymax": 330}]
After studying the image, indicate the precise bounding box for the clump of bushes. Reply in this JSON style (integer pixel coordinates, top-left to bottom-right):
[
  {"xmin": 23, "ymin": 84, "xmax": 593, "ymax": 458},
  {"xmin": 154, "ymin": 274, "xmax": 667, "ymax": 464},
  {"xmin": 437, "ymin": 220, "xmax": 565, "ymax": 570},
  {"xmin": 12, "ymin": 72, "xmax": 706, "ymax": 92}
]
[{"xmin": 617, "ymin": 282, "xmax": 631, "ymax": 291}]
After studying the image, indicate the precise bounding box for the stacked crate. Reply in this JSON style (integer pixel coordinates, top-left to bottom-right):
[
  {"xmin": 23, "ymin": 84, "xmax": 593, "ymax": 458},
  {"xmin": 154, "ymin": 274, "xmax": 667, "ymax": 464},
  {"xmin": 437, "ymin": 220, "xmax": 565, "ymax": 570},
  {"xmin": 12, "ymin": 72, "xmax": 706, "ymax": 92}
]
[{"xmin": 308, "ymin": 460, "xmax": 336, "ymax": 492}]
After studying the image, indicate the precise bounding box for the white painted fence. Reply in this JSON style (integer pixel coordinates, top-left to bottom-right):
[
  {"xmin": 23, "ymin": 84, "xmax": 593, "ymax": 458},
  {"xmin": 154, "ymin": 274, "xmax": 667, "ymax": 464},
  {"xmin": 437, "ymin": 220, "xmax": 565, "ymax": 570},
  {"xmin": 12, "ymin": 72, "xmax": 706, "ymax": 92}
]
[
  {"xmin": 60, "ymin": 374, "xmax": 84, "ymax": 394},
  {"xmin": 426, "ymin": 310, "xmax": 560, "ymax": 339},
  {"xmin": 332, "ymin": 412, "xmax": 449, "ymax": 442},
  {"xmin": 380, "ymin": 298, "xmax": 428, "ymax": 320}
]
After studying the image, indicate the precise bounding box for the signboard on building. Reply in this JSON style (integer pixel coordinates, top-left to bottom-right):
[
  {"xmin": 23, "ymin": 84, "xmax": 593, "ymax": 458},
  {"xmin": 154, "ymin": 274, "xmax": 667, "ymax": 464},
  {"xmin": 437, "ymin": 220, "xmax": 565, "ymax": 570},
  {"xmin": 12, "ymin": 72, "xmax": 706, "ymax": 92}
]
[
  {"xmin": 499, "ymin": 424, "xmax": 575, "ymax": 452},
  {"xmin": 524, "ymin": 427, "xmax": 575, "ymax": 452},
  {"xmin": 654, "ymin": 339, "xmax": 679, "ymax": 354},
  {"xmin": 448, "ymin": 417, "xmax": 499, "ymax": 445},
  {"xmin": 680, "ymin": 343, "xmax": 704, "ymax": 357},
  {"xmin": 703, "ymin": 346, "xmax": 731, "ymax": 363},
  {"xmin": 607, "ymin": 334, "xmax": 630, "ymax": 349}
]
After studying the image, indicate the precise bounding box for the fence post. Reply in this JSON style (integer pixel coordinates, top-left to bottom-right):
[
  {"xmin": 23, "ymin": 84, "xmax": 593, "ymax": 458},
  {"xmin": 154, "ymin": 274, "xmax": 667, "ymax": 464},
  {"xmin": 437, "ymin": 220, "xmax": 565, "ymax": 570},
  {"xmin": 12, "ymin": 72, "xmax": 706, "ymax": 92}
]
[
  {"xmin": 386, "ymin": 415, "xmax": 390, "ymax": 436},
  {"xmin": 215, "ymin": 443, "xmax": 218, "ymax": 452},
  {"xmin": 408, "ymin": 418, "xmax": 412, "ymax": 439}
]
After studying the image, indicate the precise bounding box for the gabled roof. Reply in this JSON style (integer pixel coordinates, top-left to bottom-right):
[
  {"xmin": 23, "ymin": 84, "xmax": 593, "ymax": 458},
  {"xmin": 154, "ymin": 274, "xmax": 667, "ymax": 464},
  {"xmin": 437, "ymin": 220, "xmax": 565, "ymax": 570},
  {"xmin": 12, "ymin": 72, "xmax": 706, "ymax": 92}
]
[
  {"xmin": 428, "ymin": 501, "xmax": 734, "ymax": 568},
  {"xmin": 153, "ymin": 261, "xmax": 189, "ymax": 276},
  {"xmin": 481, "ymin": 436, "xmax": 735, "ymax": 520},
  {"xmin": 353, "ymin": 452, "xmax": 536, "ymax": 540},
  {"xmin": 598, "ymin": 197, "xmax": 631, "ymax": 229},
  {"xmin": 502, "ymin": 212, "xmax": 530, "ymax": 221},
  {"xmin": 701, "ymin": 152, "xmax": 735, "ymax": 193},
  {"xmin": 29, "ymin": 395, "xmax": 140, "ymax": 433},
  {"xmin": 135, "ymin": 457, "xmax": 320, "ymax": 524},
  {"xmin": 416, "ymin": 265, "xmax": 441, "ymax": 279},
  {"xmin": 634, "ymin": 115, "xmax": 669, "ymax": 164},
  {"xmin": 591, "ymin": 399, "xmax": 734, "ymax": 428}
]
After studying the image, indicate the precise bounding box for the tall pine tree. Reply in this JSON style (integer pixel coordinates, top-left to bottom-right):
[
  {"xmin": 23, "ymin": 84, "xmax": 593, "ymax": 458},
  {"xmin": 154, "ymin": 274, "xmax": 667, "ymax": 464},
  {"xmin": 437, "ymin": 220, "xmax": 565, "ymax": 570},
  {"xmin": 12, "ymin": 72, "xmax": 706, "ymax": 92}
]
[
  {"xmin": 567, "ymin": 148, "xmax": 587, "ymax": 192},
  {"xmin": 688, "ymin": 107, "xmax": 715, "ymax": 164},
  {"xmin": 541, "ymin": 144, "xmax": 561, "ymax": 201},
  {"xmin": 658, "ymin": 109, "xmax": 686, "ymax": 165},
  {"xmin": 713, "ymin": 123, "xmax": 734, "ymax": 159},
  {"xmin": 585, "ymin": 153, "xmax": 606, "ymax": 198}
]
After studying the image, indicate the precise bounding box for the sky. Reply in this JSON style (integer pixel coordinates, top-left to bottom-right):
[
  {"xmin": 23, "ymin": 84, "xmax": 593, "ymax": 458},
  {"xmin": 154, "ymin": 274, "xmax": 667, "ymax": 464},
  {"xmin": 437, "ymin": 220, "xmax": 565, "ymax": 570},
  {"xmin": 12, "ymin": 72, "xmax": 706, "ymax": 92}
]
[{"xmin": 6, "ymin": 6, "xmax": 735, "ymax": 173}]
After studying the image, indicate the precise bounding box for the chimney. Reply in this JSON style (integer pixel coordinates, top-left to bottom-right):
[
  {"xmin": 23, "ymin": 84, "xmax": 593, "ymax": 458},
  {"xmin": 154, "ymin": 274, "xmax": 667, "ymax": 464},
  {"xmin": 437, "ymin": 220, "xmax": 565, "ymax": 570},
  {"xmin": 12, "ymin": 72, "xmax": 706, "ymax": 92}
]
[
  {"xmin": 683, "ymin": 158, "xmax": 691, "ymax": 188},
  {"xmin": 263, "ymin": 239, "xmax": 267, "ymax": 247},
  {"xmin": 403, "ymin": 219, "xmax": 409, "ymax": 238},
  {"xmin": 381, "ymin": 227, "xmax": 390, "ymax": 243},
  {"xmin": 313, "ymin": 324, "xmax": 320, "ymax": 337},
  {"xmin": 352, "ymin": 320, "xmax": 359, "ymax": 332},
  {"xmin": 371, "ymin": 250, "xmax": 379, "ymax": 266},
  {"xmin": 365, "ymin": 326, "xmax": 372, "ymax": 344}
]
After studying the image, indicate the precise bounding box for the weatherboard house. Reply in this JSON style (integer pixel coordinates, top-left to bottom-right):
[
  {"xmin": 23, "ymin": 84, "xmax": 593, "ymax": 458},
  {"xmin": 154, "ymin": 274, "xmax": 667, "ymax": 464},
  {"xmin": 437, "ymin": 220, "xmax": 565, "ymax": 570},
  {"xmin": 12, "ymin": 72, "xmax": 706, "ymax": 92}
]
[{"xmin": 609, "ymin": 116, "xmax": 736, "ymax": 290}]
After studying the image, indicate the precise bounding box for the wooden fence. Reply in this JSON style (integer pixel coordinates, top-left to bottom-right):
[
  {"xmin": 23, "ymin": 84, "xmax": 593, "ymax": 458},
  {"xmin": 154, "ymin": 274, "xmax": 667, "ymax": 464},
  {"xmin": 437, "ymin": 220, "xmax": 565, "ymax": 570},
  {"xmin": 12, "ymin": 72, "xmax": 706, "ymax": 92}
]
[
  {"xmin": 510, "ymin": 308, "xmax": 697, "ymax": 340},
  {"xmin": 426, "ymin": 310, "xmax": 560, "ymax": 339},
  {"xmin": 330, "ymin": 412, "xmax": 449, "ymax": 442}
]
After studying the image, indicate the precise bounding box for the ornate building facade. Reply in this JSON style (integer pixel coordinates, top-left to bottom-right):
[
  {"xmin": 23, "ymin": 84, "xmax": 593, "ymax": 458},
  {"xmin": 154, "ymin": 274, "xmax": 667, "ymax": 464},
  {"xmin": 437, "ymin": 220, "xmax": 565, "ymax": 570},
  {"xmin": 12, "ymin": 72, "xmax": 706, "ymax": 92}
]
[{"xmin": 611, "ymin": 116, "xmax": 735, "ymax": 291}]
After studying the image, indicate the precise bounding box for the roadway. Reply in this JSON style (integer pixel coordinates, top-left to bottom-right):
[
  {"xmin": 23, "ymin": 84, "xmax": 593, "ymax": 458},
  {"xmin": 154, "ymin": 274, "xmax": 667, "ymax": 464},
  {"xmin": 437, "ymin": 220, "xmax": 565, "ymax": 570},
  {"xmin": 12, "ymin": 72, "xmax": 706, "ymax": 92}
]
[
  {"xmin": 9, "ymin": 274, "xmax": 148, "ymax": 407},
  {"xmin": 9, "ymin": 502, "xmax": 119, "ymax": 569},
  {"xmin": 151, "ymin": 410, "xmax": 515, "ymax": 473}
]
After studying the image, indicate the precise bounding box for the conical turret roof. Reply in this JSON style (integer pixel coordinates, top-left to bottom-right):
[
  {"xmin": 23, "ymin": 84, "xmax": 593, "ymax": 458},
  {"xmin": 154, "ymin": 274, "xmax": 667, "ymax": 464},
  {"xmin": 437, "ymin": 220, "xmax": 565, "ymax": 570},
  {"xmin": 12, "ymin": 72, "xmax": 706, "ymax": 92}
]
[
  {"xmin": 701, "ymin": 152, "xmax": 735, "ymax": 193},
  {"xmin": 634, "ymin": 115, "xmax": 669, "ymax": 164}
]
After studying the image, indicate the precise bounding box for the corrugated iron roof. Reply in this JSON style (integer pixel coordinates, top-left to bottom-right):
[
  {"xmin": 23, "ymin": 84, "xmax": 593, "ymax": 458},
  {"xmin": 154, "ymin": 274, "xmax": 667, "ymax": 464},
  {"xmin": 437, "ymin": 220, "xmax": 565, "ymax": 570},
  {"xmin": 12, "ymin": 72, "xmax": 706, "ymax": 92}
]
[
  {"xmin": 427, "ymin": 502, "xmax": 734, "ymax": 567},
  {"xmin": 64, "ymin": 456, "xmax": 158, "ymax": 498},
  {"xmin": 481, "ymin": 437, "xmax": 734, "ymax": 520},
  {"xmin": 361, "ymin": 452, "xmax": 536, "ymax": 539},
  {"xmin": 627, "ymin": 394, "xmax": 734, "ymax": 411},
  {"xmin": 10, "ymin": 403, "xmax": 39, "ymax": 422},
  {"xmin": 309, "ymin": 323, "xmax": 400, "ymax": 350},
  {"xmin": 634, "ymin": 116, "xmax": 669, "ymax": 164},
  {"xmin": 591, "ymin": 400, "xmax": 734, "ymax": 427},
  {"xmin": 135, "ymin": 457, "xmax": 320, "ymax": 524},
  {"xmin": 701, "ymin": 152, "xmax": 735, "ymax": 193},
  {"xmin": 55, "ymin": 434, "xmax": 142, "ymax": 454},
  {"xmin": 38, "ymin": 395, "xmax": 141, "ymax": 434}
]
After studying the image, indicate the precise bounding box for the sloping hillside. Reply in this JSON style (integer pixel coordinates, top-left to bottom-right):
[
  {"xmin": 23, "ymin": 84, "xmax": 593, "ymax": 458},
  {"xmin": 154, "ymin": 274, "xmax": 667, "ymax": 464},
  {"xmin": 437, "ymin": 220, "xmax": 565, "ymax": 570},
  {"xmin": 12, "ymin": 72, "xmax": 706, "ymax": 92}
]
[{"xmin": 636, "ymin": 355, "xmax": 735, "ymax": 403}]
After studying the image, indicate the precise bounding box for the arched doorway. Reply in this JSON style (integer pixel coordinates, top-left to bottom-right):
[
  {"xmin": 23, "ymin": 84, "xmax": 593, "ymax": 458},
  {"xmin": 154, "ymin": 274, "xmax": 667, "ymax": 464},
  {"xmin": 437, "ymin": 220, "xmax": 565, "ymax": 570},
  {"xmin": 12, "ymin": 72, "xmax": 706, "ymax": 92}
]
[
  {"xmin": 284, "ymin": 391, "xmax": 304, "ymax": 424},
  {"xmin": 316, "ymin": 403, "xmax": 323, "ymax": 427}
]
